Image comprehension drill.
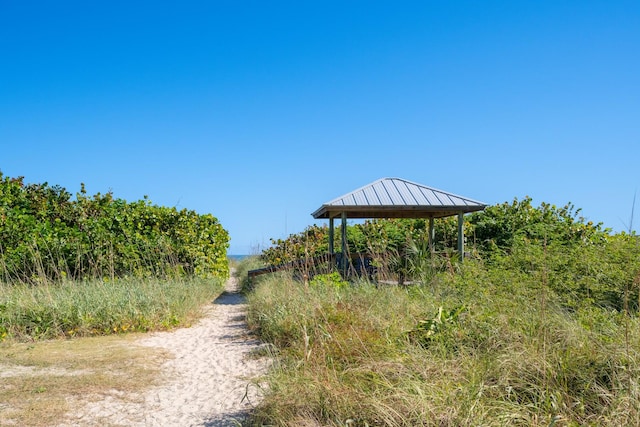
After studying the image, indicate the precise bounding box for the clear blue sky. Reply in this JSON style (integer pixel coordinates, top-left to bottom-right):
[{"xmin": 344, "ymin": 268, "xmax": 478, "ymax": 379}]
[{"xmin": 1, "ymin": 1, "xmax": 638, "ymax": 254}]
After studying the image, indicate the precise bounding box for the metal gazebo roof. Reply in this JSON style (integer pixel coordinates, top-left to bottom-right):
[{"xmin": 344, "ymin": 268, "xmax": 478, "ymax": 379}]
[{"xmin": 312, "ymin": 177, "xmax": 487, "ymax": 219}]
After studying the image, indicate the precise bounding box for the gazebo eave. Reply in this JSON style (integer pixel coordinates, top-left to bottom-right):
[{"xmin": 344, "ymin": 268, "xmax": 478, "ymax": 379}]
[{"xmin": 312, "ymin": 204, "xmax": 486, "ymax": 220}]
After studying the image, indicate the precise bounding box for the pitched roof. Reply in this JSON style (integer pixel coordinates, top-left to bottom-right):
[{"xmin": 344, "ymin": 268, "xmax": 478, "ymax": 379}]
[{"xmin": 311, "ymin": 177, "xmax": 487, "ymax": 219}]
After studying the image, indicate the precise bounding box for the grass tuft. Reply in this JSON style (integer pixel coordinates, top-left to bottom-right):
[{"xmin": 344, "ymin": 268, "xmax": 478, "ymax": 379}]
[
  {"xmin": 245, "ymin": 243, "xmax": 640, "ymax": 426},
  {"xmin": 0, "ymin": 276, "xmax": 225, "ymax": 341}
]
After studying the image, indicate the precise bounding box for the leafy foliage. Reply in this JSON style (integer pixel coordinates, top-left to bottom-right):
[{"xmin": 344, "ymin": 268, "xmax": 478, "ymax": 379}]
[
  {"xmin": 261, "ymin": 197, "xmax": 611, "ymax": 281},
  {"xmin": 309, "ymin": 272, "xmax": 349, "ymax": 289},
  {"xmin": 245, "ymin": 197, "xmax": 640, "ymax": 426},
  {"xmin": 0, "ymin": 173, "xmax": 229, "ymax": 283},
  {"xmin": 262, "ymin": 224, "xmax": 329, "ymax": 265},
  {"xmin": 247, "ymin": 233, "xmax": 640, "ymax": 426},
  {"xmin": 470, "ymin": 196, "xmax": 608, "ymax": 252}
]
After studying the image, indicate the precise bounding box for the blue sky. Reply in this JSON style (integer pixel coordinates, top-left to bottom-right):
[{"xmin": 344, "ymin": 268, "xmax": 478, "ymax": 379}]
[{"xmin": 1, "ymin": 1, "xmax": 638, "ymax": 254}]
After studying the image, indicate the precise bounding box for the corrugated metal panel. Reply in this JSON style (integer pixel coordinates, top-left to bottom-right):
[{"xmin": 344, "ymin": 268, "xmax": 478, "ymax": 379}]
[
  {"xmin": 385, "ymin": 179, "xmax": 406, "ymax": 205},
  {"xmin": 397, "ymin": 180, "xmax": 418, "ymax": 205},
  {"xmin": 312, "ymin": 177, "xmax": 486, "ymax": 219},
  {"xmin": 362, "ymin": 186, "xmax": 379, "ymax": 205},
  {"xmin": 352, "ymin": 190, "xmax": 368, "ymax": 206},
  {"xmin": 420, "ymin": 187, "xmax": 443, "ymax": 206},
  {"xmin": 325, "ymin": 178, "xmax": 483, "ymax": 208},
  {"xmin": 376, "ymin": 180, "xmax": 396, "ymax": 205},
  {"xmin": 410, "ymin": 184, "xmax": 429, "ymax": 205}
]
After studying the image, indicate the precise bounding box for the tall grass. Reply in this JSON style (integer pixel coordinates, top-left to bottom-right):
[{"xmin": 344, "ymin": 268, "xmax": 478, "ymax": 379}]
[
  {"xmin": 231, "ymin": 255, "xmax": 268, "ymax": 292},
  {"xmin": 243, "ymin": 245, "xmax": 640, "ymax": 426},
  {"xmin": 0, "ymin": 275, "xmax": 225, "ymax": 341}
]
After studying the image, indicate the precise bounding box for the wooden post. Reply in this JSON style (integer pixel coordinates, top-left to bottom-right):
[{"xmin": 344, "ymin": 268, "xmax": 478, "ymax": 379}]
[
  {"xmin": 428, "ymin": 217, "xmax": 435, "ymax": 255},
  {"xmin": 457, "ymin": 212, "xmax": 464, "ymax": 262},
  {"xmin": 341, "ymin": 212, "xmax": 347, "ymax": 275}
]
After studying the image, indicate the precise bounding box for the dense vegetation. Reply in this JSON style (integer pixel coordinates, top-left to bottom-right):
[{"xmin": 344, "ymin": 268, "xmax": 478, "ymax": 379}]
[
  {"xmin": 0, "ymin": 173, "xmax": 229, "ymax": 282},
  {"xmin": 0, "ymin": 276, "xmax": 225, "ymax": 341},
  {"xmin": 263, "ymin": 197, "xmax": 605, "ymax": 267},
  {"xmin": 245, "ymin": 198, "xmax": 640, "ymax": 426},
  {"xmin": 0, "ymin": 173, "xmax": 229, "ymax": 341}
]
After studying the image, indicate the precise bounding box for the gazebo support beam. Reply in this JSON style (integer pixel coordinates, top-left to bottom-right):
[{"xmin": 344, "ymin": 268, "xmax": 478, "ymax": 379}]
[
  {"xmin": 341, "ymin": 212, "xmax": 348, "ymax": 274},
  {"xmin": 428, "ymin": 217, "xmax": 435, "ymax": 255},
  {"xmin": 457, "ymin": 213, "xmax": 464, "ymax": 262},
  {"xmin": 329, "ymin": 217, "xmax": 334, "ymax": 255}
]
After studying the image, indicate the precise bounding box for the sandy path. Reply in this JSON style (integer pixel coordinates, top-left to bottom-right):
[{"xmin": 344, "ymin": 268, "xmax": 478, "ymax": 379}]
[{"xmin": 60, "ymin": 275, "xmax": 268, "ymax": 427}]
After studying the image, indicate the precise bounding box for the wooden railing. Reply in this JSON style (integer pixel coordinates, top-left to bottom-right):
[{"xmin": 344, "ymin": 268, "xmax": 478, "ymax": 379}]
[
  {"xmin": 247, "ymin": 253, "xmax": 337, "ymax": 281},
  {"xmin": 247, "ymin": 252, "xmax": 378, "ymax": 282}
]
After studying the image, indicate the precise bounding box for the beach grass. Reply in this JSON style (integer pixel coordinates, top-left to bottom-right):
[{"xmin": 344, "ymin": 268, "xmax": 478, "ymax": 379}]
[
  {"xmin": 243, "ymin": 251, "xmax": 640, "ymax": 426},
  {"xmin": 0, "ymin": 275, "xmax": 225, "ymax": 342},
  {"xmin": 0, "ymin": 274, "xmax": 226, "ymax": 425}
]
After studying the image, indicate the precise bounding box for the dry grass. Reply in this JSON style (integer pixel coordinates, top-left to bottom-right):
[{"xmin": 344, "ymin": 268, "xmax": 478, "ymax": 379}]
[{"xmin": 0, "ymin": 334, "xmax": 170, "ymax": 427}]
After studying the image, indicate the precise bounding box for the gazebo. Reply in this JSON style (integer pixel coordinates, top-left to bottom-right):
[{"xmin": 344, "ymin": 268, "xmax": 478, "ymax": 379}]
[{"xmin": 311, "ymin": 178, "xmax": 487, "ymax": 269}]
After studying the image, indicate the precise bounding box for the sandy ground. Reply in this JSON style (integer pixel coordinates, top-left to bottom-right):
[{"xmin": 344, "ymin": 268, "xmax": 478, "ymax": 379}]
[{"xmin": 59, "ymin": 274, "xmax": 269, "ymax": 427}]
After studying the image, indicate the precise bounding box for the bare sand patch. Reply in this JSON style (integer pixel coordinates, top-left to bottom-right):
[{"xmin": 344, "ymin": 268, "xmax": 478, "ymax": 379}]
[{"xmin": 58, "ymin": 274, "xmax": 269, "ymax": 427}]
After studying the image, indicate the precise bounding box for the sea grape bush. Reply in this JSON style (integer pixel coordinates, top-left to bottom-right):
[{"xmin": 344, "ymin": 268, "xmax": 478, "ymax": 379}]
[
  {"xmin": 262, "ymin": 216, "xmax": 466, "ymax": 268},
  {"xmin": 470, "ymin": 196, "xmax": 608, "ymax": 252},
  {"xmin": 263, "ymin": 196, "xmax": 610, "ymax": 265},
  {"xmin": 264, "ymin": 224, "xmax": 329, "ymax": 265},
  {"xmin": 261, "ymin": 197, "xmax": 640, "ymax": 312},
  {"xmin": 0, "ymin": 173, "xmax": 229, "ymax": 283}
]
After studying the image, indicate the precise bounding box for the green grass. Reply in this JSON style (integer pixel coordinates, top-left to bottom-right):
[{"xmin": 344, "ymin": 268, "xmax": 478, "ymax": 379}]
[
  {"xmin": 0, "ymin": 264, "xmax": 227, "ymax": 424},
  {"xmin": 231, "ymin": 255, "xmax": 267, "ymax": 291},
  {"xmin": 0, "ymin": 275, "xmax": 225, "ymax": 341},
  {"xmin": 242, "ymin": 248, "xmax": 640, "ymax": 427}
]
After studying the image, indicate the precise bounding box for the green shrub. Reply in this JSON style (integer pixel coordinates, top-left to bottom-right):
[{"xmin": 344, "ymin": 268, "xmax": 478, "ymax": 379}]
[
  {"xmin": 0, "ymin": 173, "xmax": 229, "ymax": 283},
  {"xmin": 309, "ymin": 272, "xmax": 349, "ymax": 289},
  {"xmin": 261, "ymin": 197, "xmax": 611, "ymax": 284}
]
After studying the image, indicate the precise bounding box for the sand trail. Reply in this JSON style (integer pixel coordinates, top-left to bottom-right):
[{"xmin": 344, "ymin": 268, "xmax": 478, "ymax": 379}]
[{"xmin": 59, "ymin": 274, "xmax": 268, "ymax": 427}]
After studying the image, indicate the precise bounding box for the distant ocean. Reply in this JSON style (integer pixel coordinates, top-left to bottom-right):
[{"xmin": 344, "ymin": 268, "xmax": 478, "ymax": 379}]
[{"xmin": 227, "ymin": 254, "xmax": 252, "ymax": 261}]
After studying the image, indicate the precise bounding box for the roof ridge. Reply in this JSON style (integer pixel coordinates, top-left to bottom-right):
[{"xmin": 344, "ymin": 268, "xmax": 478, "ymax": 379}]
[{"xmin": 373, "ymin": 178, "xmax": 485, "ymax": 205}]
